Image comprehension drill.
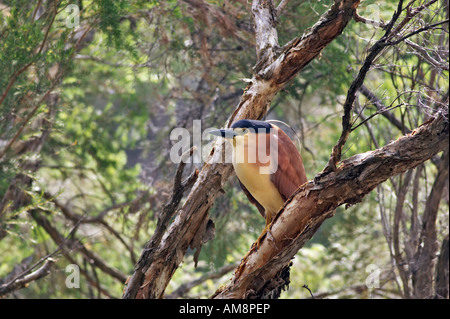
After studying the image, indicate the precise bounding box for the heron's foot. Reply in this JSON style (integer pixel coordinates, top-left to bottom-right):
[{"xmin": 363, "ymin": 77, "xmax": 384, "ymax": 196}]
[{"xmin": 254, "ymin": 224, "xmax": 273, "ymax": 250}]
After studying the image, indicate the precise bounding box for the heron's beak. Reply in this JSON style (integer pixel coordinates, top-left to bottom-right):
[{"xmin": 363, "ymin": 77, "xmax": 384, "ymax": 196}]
[{"xmin": 208, "ymin": 129, "xmax": 237, "ymax": 139}]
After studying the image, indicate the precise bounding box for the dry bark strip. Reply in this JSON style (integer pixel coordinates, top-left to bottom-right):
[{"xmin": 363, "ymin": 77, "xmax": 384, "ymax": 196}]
[
  {"xmin": 123, "ymin": 0, "xmax": 361, "ymax": 299},
  {"xmin": 212, "ymin": 112, "xmax": 449, "ymax": 299}
]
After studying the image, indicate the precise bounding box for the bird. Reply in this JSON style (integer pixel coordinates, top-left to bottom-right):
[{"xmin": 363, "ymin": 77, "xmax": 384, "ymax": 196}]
[{"xmin": 209, "ymin": 119, "xmax": 307, "ymax": 247}]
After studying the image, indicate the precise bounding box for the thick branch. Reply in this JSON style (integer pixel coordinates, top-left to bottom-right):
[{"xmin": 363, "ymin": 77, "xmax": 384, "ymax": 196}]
[
  {"xmin": 123, "ymin": 148, "xmax": 198, "ymax": 299},
  {"xmin": 212, "ymin": 111, "xmax": 448, "ymax": 299}
]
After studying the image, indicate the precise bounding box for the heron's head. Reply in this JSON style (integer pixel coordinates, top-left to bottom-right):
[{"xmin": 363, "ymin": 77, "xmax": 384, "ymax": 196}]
[{"xmin": 208, "ymin": 119, "xmax": 272, "ymax": 143}]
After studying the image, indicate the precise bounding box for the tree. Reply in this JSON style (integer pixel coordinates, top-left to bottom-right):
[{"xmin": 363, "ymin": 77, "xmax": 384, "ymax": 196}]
[{"xmin": 0, "ymin": 0, "xmax": 448, "ymax": 299}]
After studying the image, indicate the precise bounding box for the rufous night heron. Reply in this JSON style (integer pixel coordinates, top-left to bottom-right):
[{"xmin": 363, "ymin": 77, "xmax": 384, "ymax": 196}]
[{"xmin": 209, "ymin": 119, "xmax": 307, "ymax": 246}]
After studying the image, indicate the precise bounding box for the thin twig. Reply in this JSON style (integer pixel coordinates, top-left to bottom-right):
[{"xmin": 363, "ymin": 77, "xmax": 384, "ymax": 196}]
[
  {"xmin": 302, "ymin": 284, "xmax": 315, "ymax": 299},
  {"xmin": 387, "ymin": 19, "xmax": 450, "ymax": 46},
  {"xmin": 166, "ymin": 263, "xmax": 238, "ymax": 298},
  {"xmin": 321, "ymin": 0, "xmax": 406, "ymax": 174},
  {"xmin": 0, "ymin": 215, "xmax": 82, "ymax": 296},
  {"xmin": 0, "ymin": 1, "xmax": 58, "ymax": 107},
  {"xmin": 0, "ymin": 260, "xmax": 56, "ymax": 296}
]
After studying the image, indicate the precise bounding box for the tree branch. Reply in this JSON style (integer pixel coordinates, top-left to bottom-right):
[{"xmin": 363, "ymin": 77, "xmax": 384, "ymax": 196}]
[
  {"xmin": 0, "ymin": 259, "xmax": 55, "ymax": 296},
  {"xmin": 275, "ymin": 0, "xmax": 289, "ymax": 18},
  {"xmin": 212, "ymin": 110, "xmax": 448, "ymax": 298},
  {"xmin": 122, "ymin": 147, "xmax": 198, "ymax": 298},
  {"xmin": 412, "ymin": 147, "xmax": 449, "ymax": 298},
  {"xmin": 358, "ymin": 84, "xmax": 411, "ymax": 134},
  {"xmin": 30, "ymin": 210, "xmax": 128, "ymax": 284},
  {"xmin": 392, "ymin": 169, "xmax": 414, "ymax": 297},
  {"xmin": 166, "ymin": 263, "xmax": 238, "ymax": 299}
]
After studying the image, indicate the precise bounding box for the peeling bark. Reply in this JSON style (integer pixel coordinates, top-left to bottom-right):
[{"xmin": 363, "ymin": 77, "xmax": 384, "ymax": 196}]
[{"xmin": 212, "ymin": 112, "xmax": 449, "ymax": 299}]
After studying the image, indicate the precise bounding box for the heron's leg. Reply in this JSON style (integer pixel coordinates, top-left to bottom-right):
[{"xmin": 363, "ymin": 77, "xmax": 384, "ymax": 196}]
[
  {"xmin": 265, "ymin": 211, "xmax": 273, "ymax": 228},
  {"xmin": 254, "ymin": 211, "xmax": 274, "ymax": 249}
]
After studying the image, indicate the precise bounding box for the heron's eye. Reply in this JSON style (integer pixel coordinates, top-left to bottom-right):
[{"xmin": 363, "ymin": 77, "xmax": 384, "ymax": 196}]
[{"xmin": 234, "ymin": 128, "xmax": 248, "ymax": 135}]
